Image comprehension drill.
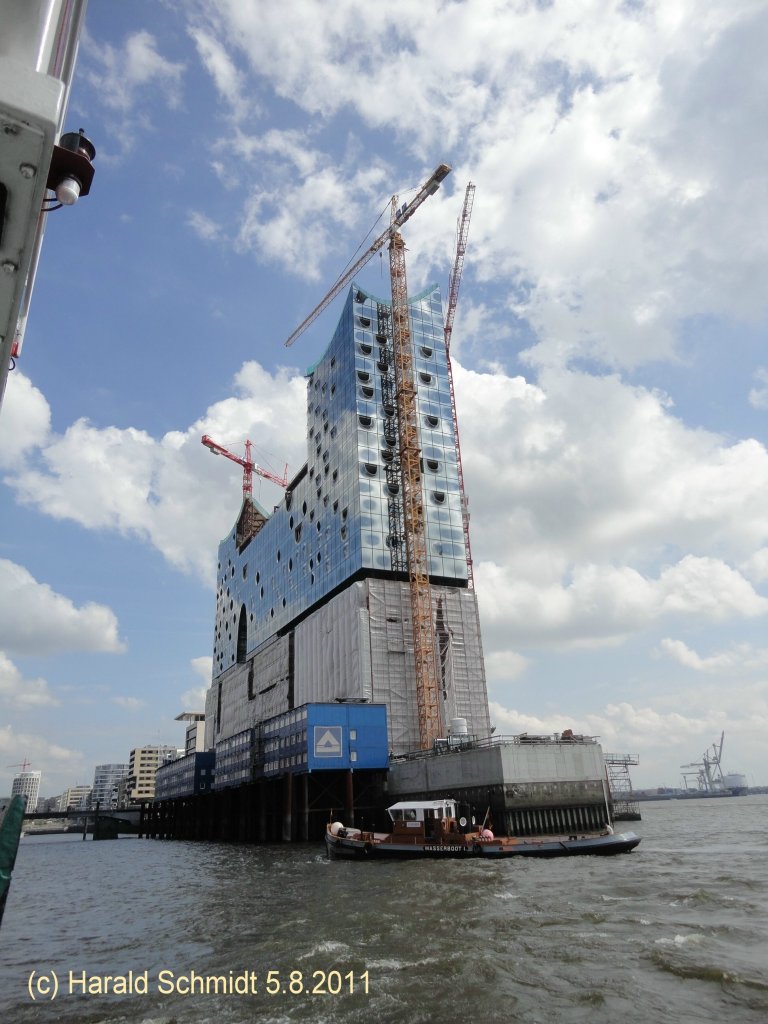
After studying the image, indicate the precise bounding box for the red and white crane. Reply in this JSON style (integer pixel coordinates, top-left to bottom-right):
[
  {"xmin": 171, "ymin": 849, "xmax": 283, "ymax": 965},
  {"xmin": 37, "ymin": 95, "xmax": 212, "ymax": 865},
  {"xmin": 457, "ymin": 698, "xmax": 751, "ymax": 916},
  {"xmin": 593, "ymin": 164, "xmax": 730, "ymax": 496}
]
[
  {"xmin": 201, "ymin": 435, "xmax": 288, "ymax": 498},
  {"xmin": 443, "ymin": 182, "xmax": 476, "ymax": 588}
]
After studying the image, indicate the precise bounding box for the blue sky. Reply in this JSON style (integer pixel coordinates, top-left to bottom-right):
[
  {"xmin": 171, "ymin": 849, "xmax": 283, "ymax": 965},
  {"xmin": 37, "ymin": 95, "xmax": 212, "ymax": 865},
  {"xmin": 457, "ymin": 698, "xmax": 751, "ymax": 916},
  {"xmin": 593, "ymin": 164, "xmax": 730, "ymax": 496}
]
[{"xmin": 1, "ymin": 0, "xmax": 767, "ymax": 795}]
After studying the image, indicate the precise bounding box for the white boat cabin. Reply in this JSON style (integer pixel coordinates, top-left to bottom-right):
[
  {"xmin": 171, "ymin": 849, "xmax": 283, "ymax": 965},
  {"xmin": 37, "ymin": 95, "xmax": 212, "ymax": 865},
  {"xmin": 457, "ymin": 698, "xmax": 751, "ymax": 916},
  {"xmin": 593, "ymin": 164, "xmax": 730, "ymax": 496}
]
[{"xmin": 387, "ymin": 800, "xmax": 459, "ymax": 823}]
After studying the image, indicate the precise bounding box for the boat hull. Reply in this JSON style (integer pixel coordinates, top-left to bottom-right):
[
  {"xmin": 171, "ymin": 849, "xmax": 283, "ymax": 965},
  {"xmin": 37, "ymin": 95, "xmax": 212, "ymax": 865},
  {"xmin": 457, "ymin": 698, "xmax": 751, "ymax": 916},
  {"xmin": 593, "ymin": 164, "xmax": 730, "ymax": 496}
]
[{"xmin": 325, "ymin": 831, "xmax": 641, "ymax": 860}]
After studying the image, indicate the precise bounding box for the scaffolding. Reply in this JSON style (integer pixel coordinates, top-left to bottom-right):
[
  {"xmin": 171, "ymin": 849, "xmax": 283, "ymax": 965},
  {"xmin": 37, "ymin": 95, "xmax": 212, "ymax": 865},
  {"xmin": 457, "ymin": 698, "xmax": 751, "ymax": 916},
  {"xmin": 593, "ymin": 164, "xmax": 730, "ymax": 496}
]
[{"xmin": 604, "ymin": 753, "xmax": 640, "ymax": 820}]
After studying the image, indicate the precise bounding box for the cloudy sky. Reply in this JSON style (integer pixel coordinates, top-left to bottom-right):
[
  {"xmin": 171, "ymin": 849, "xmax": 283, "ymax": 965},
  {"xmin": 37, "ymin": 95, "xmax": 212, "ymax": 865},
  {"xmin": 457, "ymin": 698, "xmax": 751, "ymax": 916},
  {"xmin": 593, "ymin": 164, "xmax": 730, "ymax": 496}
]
[{"xmin": 1, "ymin": 0, "xmax": 767, "ymax": 795}]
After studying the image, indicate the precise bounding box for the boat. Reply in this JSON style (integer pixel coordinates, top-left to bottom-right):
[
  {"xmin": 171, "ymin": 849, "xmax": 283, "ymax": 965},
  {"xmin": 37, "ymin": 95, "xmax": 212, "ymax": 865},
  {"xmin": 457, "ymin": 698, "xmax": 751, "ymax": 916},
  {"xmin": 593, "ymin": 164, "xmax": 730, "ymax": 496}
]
[{"xmin": 325, "ymin": 799, "xmax": 641, "ymax": 860}]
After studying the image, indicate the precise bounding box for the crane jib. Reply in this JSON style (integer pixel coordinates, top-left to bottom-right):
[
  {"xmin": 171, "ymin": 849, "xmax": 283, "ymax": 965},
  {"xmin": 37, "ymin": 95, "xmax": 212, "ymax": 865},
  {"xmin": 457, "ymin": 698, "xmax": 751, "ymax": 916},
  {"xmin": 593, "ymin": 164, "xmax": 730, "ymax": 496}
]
[{"xmin": 283, "ymin": 163, "xmax": 451, "ymax": 348}]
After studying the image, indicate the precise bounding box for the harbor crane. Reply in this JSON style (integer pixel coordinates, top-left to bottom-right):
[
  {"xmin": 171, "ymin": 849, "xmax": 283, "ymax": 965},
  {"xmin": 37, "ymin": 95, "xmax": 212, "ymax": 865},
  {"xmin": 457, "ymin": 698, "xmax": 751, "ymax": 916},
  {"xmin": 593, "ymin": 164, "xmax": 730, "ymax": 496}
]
[
  {"xmin": 681, "ymin": 731, "xmax": 726, "ymax": 792},
  {"xmin": 282, "ymin": 162, "xmax": 453, "ymax": 750},
  {"xmin": 201, "ymin": 435, "xmax": 288, "ymax": 499}
]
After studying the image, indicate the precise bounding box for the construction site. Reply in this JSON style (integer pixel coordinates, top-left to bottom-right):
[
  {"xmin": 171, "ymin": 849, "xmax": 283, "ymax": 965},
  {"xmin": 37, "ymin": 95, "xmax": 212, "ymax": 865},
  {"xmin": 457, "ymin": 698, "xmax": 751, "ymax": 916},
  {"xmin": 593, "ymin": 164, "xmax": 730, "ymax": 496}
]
[{"xmin": 149, "ymin": 165, "xmax": 624, "ymax": 842}]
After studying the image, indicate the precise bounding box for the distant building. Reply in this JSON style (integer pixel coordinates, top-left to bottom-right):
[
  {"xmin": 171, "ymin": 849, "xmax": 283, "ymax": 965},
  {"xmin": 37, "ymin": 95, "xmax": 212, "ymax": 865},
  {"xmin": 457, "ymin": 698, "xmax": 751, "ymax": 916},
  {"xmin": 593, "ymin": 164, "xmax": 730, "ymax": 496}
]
[
  {"xmin": 155, "ymin": 751, "xmax": 215, "ymax": 802},
  {"xmin": 57, "ymin": 786, "xmax": 92, "ymax": 812},
  {"xmin": 127, "ymin": 746, "xmax": 180, "ymax": 803},
  {"xmin": 115, "ymin": 775, "xmax": 133, "ymax": 809},
  {"xmin": 175, "ymin": 712, "xmax": 206, "ymax": 755},
  {"xmin": 91, "ymin": 764, "xmax": 129, "ymax": 809},
  {"xmin": 11, "ymin": 771, "xmax": 41, "ymax": 811}
]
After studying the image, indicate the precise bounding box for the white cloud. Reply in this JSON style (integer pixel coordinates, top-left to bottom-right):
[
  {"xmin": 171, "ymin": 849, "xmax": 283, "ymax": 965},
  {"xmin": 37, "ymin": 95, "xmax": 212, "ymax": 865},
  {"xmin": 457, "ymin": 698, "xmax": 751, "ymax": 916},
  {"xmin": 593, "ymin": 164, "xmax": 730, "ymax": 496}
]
[
  {"xmin": 184, "ymin": 0, "xmax": 768, "ymax": 370},
  {"xmin": 660, "ymin": 638, "xmax": 768, "ymax": 674},
  {"xmin": 455, "ymin": 362, "xmax": 768, "ymax": 646},
  {"xmin": 85, "ymin": 29, "xmax": 185, "ymax": 113},
  {"xmin": 741, "ymin": 547, "xmax": 768, "ymax": 583},
  {"xmin": 181, "ymin": 656, "xmax": 213, "ymax": 709},
  {"xmin": 190, "ymin": 656, "xmax": 213, "ymax": 685},
  {"xmin": 188, "ymin": 25, "xmax": 249, "ymax": 119},
  {"xmin": 6, "ymin": 362, "xmax": 308, "ymax": 584},
  {"xmin": 235, "ymin": 156, "xmax": 390, "ymax": 281},
  {"xmin": 0, "ymin": 653, "xmax": 59, "ymax": 708},
  {"xmin": 81, "ymin": 29, "xmax": 185, "ymax": 154},
  {"xmin": 748, "ymin": 367, "xmax": 768, "ymax": 409},
  {"xmin": 112, "ymin": 696, "xmax": 145, "ymax": 711},
  {"xmin": 0, "ymin": 560, "xmax": 125, "ymax": 656},
  {"xmin": 489, "ymin": 699, "xmax": 718, "ymax": 750},
  {"xmin": 484, "ymin": 649, "xmax": 529, "ymax": 684},
  {"xmin": 488, "ymin": 695, "xmax": 768, "ymax": 786},
  {"xmin": 187, "ymin": 210, "xmax": 223, "ymax": 242},
  {"xmin": 0, "ymin": 373, "xmax": 50, "ymax": 469},
  {"xmin": 0, "ymin": 724, "xmax": 83, "ymax": 786},
  {"xmin": 478, "ymin": 556, "xmax": 767, "ymax": 650}
]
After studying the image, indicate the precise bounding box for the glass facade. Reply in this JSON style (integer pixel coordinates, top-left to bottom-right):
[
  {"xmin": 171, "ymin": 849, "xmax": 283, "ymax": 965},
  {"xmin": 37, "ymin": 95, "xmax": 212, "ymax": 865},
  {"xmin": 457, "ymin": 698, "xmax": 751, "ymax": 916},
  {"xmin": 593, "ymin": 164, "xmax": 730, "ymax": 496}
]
[
  {"xmin": 154, "ymin": 751, "xmax": 215, "ymax": 801},
  {"xmin": 213, "ymin": 283, "xmax": 467, "ymax": 679}
]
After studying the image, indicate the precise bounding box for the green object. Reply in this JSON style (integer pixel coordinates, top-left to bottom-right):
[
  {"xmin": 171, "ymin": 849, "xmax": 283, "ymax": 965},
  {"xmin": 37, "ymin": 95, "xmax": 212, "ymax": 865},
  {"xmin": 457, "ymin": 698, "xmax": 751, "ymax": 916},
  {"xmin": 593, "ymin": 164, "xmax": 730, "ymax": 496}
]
[{"xmin": 0, "ymin": 795, "xmax": 25, "ymax": 927}]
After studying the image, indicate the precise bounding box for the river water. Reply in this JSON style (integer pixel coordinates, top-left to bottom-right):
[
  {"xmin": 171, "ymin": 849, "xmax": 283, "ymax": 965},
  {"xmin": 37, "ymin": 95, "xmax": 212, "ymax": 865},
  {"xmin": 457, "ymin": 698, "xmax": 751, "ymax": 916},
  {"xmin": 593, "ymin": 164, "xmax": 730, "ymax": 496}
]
[{"xmin": 1, "ymin": 795, "xmax": 766, "ymax": 1024}]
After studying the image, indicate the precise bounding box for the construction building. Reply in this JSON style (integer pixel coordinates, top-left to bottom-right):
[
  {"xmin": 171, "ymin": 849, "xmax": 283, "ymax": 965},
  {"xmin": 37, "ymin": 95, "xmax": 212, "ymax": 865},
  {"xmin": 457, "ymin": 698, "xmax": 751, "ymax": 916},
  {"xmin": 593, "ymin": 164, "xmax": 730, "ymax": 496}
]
[
  {"xmin": 206, "ymin": 280, "xmax": 490, "ymax": 759},
  {"xmin": 146, "ymin": 169, "xmax": 620, "ymax": 844},
  {"xmin": 11, "ymin": 770, "xmax": 41, "ymax": 812}
]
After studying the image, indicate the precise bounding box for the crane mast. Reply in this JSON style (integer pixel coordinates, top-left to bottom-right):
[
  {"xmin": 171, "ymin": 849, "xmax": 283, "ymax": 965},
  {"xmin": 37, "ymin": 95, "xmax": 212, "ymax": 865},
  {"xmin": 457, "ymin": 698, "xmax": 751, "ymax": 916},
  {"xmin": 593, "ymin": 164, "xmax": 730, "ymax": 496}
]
[
  {"xmin": 282, "ymin": 162, "xmax": 453, "ymax": 751},
  {"xmin": 443, "ymin": 182, "xmax": 476, "ymax": 588},
  {"xmin": 389, "ymin": 217, "xmax": 444, "ymax": 749}
]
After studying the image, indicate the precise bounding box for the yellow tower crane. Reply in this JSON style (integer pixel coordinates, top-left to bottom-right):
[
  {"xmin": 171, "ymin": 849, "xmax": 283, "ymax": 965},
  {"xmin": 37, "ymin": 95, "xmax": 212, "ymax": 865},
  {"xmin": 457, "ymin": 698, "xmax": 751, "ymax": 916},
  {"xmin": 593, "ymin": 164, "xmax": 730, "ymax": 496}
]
[{"xmin": 283, "ymin": 162, "xmax": 451, "ymax": 750}]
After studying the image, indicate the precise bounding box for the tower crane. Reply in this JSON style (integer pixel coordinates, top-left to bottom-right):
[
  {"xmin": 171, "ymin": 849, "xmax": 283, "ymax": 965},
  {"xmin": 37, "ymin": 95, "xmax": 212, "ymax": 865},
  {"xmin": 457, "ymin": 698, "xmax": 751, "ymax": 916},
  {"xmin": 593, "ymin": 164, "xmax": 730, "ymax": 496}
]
[
  {"xmin": 6, "ymin": 760, "xmax": 32, "ymax": 771},
  {"xmin": 443, "ymin": 182, "xmax": 476, "ymax": 588},
  {"xmin": 283, "ymin": 163, "xmax": 451, "ymax": 348},
  {"xmin": 201, "ymin": 435, "xmax": 288, "ymax": 498},
  {"xmin": 282, "ymin": 162, "xmax": 452, "ymax": 750}
]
